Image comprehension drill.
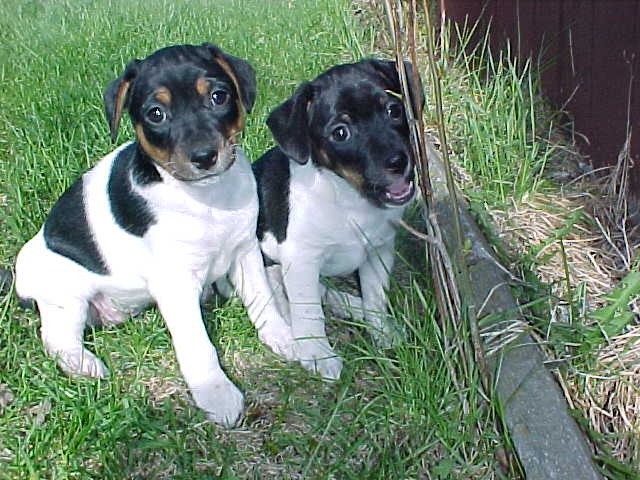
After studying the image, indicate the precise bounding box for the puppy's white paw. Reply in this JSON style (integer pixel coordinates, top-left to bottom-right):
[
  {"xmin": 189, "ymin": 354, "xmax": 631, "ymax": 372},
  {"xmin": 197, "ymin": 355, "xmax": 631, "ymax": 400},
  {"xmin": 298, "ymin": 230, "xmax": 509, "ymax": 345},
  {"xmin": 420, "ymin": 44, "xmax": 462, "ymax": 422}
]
[
  {"xmin": 295, "ymin": 339, "xmax": 343, "ymax": 380},
  {"xmin": 191, "ymin": 377, "xmax": 244, "ymax": 428},
  {"xmin": 300, "ymin": 356, "xmax": 343, "ymax": 380},
  {"xmin": 51, "ymin": 347, "xmax": 108, "ymax": 378},
  {"xmin": 258, "ymin": 321, "xmax": 297, "ymax": 361}
]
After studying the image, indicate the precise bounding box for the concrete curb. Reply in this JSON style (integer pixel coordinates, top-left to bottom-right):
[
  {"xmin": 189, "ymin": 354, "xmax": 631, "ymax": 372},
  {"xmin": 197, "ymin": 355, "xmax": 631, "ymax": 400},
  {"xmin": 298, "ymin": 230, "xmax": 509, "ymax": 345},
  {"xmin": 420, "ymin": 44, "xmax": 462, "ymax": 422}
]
[{"xmin": 424, "ymin": 139, "xmax": 602, "ymax": 479}]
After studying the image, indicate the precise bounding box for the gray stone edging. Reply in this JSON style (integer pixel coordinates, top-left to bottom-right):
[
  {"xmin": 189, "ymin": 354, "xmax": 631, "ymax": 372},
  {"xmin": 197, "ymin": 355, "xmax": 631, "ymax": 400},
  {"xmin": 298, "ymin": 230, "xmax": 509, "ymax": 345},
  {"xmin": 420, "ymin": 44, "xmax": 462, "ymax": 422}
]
[{"xmin": 424, "ymin": 139, "xmax": 602, "ymax": 479}]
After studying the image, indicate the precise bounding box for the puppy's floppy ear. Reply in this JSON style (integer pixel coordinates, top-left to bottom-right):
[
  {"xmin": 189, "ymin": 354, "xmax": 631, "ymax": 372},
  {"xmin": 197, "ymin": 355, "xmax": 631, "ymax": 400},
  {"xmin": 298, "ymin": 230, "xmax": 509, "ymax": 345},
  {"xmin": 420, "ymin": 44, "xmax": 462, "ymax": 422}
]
[
  {"xmin": 202, "ymin": 43, "xmax": 257, "ymax": 114},
  {"xmin": 103, "ymin": 59, "xmax": 140, "ymax": 143},
  {"xmin": 364, "ymin": 58, "xmax": 425, "ymax": 116},
  {"xmin": 266, "ymin": 81, "xmax": 314, "ymax": 165}
]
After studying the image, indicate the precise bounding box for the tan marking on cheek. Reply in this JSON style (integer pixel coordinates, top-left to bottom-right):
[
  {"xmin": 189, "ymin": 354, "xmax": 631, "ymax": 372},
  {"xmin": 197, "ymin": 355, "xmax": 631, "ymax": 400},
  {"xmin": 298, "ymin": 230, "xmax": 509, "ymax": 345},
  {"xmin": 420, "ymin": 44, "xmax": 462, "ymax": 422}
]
[
  {"xmin": 135, "ymin": 124, "xmax": 170, "ymax": 167},
  {"xmin": 154, "ymin": 87, "xmax": 171, "ymax": 105},
  {"xmin": 315, "ymin": 147, "xmax": 337, "ymax": 171},
  {"xmin": 196, "ymin": 77, "xmax": 211, "ymax": 96},
  {"xmin": 226, "ymin": 106, "xmax": 245, "ymax": 143},
  {"xmin": 225, "ymin": 115, "xmax": 245, "ymax": 144},
  {"xmin": 336, "ymin": 165, "xmax": 365, "ymax": 190}
]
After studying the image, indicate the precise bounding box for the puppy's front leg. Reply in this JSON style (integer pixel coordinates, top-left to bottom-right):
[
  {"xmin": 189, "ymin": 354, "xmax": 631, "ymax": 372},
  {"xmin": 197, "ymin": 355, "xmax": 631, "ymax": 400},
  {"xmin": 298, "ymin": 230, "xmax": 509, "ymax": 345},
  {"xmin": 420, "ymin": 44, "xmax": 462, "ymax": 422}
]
[
  {"xmin": 149, "ymin": 276, "xmax": 243, "ymax": 427},
  {"xmin": 227, "ymin": 243, "xmax": 295, "ymax": 361},
  {"xmin": 359, "ymin": 242, "xmax": 403, "ymax": 348},
  {"xmin": 283, "ymin": 262, "xmax": 343, "ymax": 380}
]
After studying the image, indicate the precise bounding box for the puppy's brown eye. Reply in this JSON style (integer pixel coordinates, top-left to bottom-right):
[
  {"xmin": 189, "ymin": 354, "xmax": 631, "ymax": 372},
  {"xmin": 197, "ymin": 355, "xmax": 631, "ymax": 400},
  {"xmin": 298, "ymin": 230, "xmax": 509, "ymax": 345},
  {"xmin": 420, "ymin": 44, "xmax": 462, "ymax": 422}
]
[
  {"xmin": 331, "ymin": 125, "xmax": 350, "ymax": 143},
  {"xmin": 147, "ymin": 107, "xmax": 166, "ymax": 124},
  {"xmin": 211, "ymin": 90, "xmax": 229, "ymax": 106},
  {"xmin": 386, "ymin": 102, "xmax": 402, "ymax": 120}
]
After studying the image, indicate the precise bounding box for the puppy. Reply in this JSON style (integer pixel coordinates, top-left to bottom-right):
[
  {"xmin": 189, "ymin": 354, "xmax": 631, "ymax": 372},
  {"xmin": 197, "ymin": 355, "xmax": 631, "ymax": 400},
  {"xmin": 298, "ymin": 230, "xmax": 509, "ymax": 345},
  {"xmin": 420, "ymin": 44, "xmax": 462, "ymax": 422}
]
[
  {"xmin": 253, "ymin": 59, "xmax": 423, "ymax": 379},
  {"xmin": 15, "ymin": 43, "xmax": 295, "ymax": 427}
]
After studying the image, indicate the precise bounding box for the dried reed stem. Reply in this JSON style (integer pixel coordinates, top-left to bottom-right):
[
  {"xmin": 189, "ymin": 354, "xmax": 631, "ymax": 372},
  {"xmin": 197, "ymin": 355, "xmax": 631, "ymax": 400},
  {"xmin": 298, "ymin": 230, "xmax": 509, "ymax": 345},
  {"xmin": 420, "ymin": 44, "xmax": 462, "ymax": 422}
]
[
  {"xmin": 381, "ymin": 0, "xmax": 503, "ymax": 423},
  {"xmin": 421, "ymin": 0, "xmax": 491, "ymax": 391}
]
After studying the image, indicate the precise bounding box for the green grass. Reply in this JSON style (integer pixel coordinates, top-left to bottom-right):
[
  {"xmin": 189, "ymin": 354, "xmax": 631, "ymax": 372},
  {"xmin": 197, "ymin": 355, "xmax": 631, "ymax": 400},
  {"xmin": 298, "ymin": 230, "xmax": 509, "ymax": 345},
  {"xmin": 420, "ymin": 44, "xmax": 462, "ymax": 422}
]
[
  {"xmin": 0, "ymin": 1, "xmax": 505, "ymax": 478},
  {"xmin": 428, "ymin": 21, "xmax": 556, "ymax": 205}
]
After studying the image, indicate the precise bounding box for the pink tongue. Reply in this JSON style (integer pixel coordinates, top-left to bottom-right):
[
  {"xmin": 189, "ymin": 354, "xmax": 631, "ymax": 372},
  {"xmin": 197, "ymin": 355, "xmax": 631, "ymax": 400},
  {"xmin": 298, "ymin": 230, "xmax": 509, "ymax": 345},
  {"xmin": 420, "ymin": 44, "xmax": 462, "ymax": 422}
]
[{"xmin": 388, "ymin": 178, "xmax": 409, "ymax": 196}]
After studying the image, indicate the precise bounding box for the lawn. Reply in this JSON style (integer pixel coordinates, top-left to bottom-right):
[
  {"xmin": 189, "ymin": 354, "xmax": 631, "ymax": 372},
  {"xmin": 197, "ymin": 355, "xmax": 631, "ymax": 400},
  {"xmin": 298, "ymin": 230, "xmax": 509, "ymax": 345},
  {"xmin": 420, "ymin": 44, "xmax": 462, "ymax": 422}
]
[{"xmin": 0, "ymin": 0, "xmax": 504, "ymax": 478}]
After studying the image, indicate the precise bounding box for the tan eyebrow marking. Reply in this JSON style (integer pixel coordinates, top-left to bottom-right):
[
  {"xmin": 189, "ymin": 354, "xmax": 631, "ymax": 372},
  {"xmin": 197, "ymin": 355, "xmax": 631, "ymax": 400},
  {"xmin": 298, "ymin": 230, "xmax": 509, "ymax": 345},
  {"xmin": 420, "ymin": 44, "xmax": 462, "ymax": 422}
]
[
  {"xmin": 135, "ymin": 124, "xmax": 170, "ymax": 165},
  {"xmin": 154, "ymin": 87, "xmax": 171, "ymax": 105},
  {"xmin": 196, "ymin": 77, "xmax": 211, "ymax": 96}
]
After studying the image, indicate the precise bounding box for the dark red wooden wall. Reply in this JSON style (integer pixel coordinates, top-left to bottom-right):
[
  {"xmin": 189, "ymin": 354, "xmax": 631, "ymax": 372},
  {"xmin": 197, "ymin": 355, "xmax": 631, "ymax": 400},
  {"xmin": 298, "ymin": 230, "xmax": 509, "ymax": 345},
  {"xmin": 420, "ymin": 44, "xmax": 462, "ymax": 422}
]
[{"xmin": 441, "ymin": 0, "xmax": 640, "ymax": 192}]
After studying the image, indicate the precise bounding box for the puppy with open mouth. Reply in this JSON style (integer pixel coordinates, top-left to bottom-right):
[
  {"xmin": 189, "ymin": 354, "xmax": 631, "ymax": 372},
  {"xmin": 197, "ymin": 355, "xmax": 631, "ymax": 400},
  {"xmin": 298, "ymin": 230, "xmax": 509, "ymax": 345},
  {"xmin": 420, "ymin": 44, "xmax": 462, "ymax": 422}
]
[
  {"xmin": 14, "ymin": 43, "xmax": 295, "ymax": 427},
  {"xmin": 253, "ymin": 59, "xmax": 423, "ymax": 379}
]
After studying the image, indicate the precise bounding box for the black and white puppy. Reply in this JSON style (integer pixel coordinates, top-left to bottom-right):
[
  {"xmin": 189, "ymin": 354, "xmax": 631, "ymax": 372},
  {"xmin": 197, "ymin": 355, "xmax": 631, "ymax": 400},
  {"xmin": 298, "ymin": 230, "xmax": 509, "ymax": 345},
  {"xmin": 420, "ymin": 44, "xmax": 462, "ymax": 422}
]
[
  {"xmin": 15, "ymin": 43, "xmax": 295, "ymax": 427},
  {"xmin": 253, "ymin": 59, "xmax": 423, "ymax": 379}
]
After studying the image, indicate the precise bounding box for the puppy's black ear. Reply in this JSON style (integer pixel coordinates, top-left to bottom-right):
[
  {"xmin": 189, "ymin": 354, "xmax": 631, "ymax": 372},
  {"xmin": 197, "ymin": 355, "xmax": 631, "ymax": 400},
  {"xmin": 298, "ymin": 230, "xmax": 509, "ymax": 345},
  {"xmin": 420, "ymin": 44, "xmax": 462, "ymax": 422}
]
[
  {"xmin": 103, "ymin": 59, "xmax": 140, "ymax": 143},
  {"xmin": 202, "ymin": 43, "xmax": 257, "ymax": 114},
  {"xmin": 365, "ymin": 59, "xmax": 425, "ymax": 116},
  {"xmin": 266, "ymin": 82, "xmax": 314, "ymax": 165}
]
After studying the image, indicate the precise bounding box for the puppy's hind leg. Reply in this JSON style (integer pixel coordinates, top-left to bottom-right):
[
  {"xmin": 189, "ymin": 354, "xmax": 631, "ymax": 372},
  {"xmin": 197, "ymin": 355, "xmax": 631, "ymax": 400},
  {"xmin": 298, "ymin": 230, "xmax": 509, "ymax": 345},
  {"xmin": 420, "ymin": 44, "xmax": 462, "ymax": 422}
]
[
  {"xmin": 87, "ymin": 293, "xmax": 126, "ymax": 327},
  {"xmin": 38, "ymin": 298, "xmax": 108, "ymax": 378},
  {"xmin": 320, "ymin": 283, "xmax": 364, "ymax": 321}
]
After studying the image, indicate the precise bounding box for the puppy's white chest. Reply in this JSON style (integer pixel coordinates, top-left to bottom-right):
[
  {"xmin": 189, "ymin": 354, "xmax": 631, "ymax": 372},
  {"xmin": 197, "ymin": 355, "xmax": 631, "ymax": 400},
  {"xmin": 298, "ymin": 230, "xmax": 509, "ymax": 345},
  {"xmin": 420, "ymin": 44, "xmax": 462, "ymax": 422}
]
[
  {"xmin": 317, "ymin": 211, "xmax": 395, "ymax": 276},
  {"xmin": 146, "ymin": 161, "xmax": 257, "ymax": 281},
  {"xmin": 289, "ymin": 167, "xmax": 403, "ymax": 276}
]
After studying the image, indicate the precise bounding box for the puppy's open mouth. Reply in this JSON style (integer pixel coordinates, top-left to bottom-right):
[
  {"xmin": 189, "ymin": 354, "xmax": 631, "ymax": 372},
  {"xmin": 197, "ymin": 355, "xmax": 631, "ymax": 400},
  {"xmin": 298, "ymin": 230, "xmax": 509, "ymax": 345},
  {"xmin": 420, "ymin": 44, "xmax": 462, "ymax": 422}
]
[{"xmin": 384, "ymin": 177, "xmax": 415, "ymax": 206}]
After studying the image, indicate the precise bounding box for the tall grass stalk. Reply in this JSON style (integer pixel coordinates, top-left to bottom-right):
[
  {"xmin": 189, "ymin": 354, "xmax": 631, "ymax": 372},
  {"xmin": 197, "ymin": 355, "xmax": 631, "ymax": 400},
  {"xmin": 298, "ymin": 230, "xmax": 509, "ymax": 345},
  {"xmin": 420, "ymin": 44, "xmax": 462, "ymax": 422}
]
[{"xmin": 432, "ymin": 20, "xmax": 556, "ymax": 204}]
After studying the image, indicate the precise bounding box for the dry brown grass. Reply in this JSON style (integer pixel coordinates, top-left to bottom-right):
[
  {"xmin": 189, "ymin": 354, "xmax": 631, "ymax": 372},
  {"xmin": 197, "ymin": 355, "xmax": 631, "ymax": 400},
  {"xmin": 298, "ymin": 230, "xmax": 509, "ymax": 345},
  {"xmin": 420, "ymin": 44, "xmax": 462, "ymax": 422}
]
[{"xmin": 485, "ymin": 135, "xmax": 640, "ymax": 467}]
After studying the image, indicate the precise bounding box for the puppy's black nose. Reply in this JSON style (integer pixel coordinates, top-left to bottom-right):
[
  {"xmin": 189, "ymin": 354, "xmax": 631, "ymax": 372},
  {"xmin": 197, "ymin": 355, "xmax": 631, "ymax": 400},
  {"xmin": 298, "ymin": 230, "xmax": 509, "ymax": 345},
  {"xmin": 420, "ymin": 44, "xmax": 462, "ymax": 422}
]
[
  {"xmin": 385, "ymin": 152, "xmax": 408, "ymax": 174},
  {"xmin": 191, "ymin": 147, "xmax": 218, "ymax": 170}
]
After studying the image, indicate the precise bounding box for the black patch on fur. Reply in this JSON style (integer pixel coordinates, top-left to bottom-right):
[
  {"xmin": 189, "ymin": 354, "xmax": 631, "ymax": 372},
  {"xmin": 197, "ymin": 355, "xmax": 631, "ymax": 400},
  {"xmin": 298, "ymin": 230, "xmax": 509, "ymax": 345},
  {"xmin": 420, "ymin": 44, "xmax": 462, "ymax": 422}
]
[
  {"xmin": 108, "ymin": 143, "xmax": 159, "ymax": 237},
  {"xmin": 44, "ymin": 177, "xmax": 109, "ymax": 275},
  {"xmin": 262, "ymin": 254, "xmax": 278, "ymax": 267},
  {"xmin": 252, "ymin": 147, "xmax": 291, "ymax": 243}
]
